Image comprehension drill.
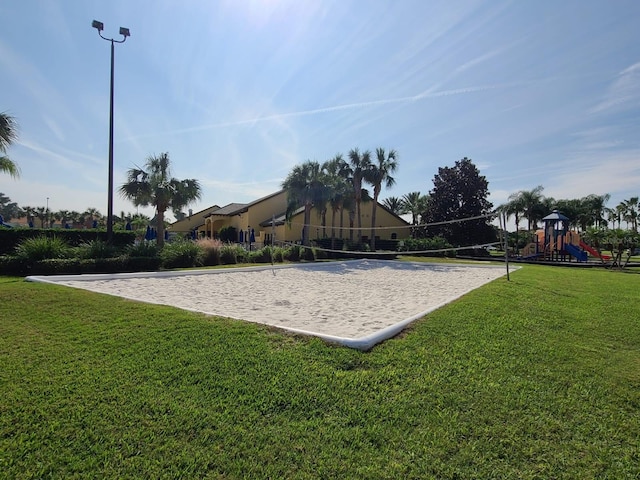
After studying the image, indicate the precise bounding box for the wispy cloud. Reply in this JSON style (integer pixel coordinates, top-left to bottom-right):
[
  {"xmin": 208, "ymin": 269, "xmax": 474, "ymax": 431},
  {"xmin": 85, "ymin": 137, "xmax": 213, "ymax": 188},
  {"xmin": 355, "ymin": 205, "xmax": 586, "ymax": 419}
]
[
  {"xmin": 123, "ymin": 82, "xmax": 519, "ymax": 142},
  {"xmin": 590, "ymin": 60, "xmax": 640, "ymax": 114}
]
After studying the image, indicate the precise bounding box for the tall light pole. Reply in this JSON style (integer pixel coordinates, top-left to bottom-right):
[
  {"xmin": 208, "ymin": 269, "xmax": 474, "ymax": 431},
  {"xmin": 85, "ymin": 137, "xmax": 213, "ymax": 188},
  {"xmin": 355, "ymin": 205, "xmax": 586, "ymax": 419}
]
[{"xmin": 92, "ymin": 20, "xmax": 130, "ymax": 243}]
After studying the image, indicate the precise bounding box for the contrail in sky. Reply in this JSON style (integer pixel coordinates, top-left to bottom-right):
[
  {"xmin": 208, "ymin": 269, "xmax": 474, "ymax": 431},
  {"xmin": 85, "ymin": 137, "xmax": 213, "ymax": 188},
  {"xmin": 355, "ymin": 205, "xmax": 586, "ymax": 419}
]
[{"xmin": 123, "ymin": 82, "xmax": 520, "ymax": 141}]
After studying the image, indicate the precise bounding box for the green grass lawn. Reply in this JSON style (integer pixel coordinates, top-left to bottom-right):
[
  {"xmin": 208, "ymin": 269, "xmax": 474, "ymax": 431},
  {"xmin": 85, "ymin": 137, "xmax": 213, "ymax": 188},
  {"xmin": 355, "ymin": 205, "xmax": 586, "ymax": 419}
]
[{"xmin": 1, "ymin": 263, "xmax": 639, "ymax": 479}]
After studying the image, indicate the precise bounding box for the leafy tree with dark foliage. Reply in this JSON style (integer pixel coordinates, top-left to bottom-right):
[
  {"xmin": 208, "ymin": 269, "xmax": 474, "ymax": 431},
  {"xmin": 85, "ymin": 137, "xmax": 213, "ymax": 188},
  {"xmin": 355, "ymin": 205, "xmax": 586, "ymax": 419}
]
[{"xmin": 425, "ymin": 157, "xmax": 496, "ymax": 249}]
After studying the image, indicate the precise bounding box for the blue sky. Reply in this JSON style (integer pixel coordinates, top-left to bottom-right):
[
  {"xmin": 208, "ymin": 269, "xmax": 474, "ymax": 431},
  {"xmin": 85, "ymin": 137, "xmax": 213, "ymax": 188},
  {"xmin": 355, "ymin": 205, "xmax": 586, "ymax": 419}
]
[{"xmin": 1, "ymin": 0, "xmax": 639, "ymax": 221}]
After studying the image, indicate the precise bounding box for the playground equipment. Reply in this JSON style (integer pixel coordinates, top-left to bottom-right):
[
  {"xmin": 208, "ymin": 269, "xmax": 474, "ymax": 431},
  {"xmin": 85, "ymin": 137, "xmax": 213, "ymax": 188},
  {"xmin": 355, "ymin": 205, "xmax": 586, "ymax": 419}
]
[{"xmin": 519, "ymin": 210, "xmax": 609, "ymax": 262}]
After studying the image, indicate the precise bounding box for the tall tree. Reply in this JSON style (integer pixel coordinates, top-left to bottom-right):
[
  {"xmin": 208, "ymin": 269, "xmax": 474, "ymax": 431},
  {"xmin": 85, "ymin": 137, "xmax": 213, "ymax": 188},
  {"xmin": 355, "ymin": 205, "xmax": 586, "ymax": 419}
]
[
  {"xmin": 497, "ymin": 194, "xmax": 524, "ymax": 250},
  {"xmin": 322, "ymin": 154, "xmax": 351, "ymax": 249},
  {"xmin": 282, "ymin": 160, "xmax": 326, "ymax": 246},
  {"xmin": 119, "ymin": 152, "xmax": 202, "ymax": 248},
  {"xmin": 0, "ymin": 193, "xmax": 22, "ymax": 222},
  {"xmin": 401, "ymin": 192, "xmax": 424, "ymax": 225},
  {"xmin": 518, "ymin": 185, "xmax": 545, "ymax": 231},
  {"xmin": 425, "ymin": 157, "xmax": 495, "ymax": 247},
  {"xmin": 621, "ymin": 197, "xmax": 639, "ymax": 232},
  {"xmin": 0, "ymin": 112, "xmax": 20, "ymax": 178},
  {"xmin": 368, "ymin": 148, "xmax": 398, "ymax": 250},
  {"xmin": 382, "ymin": 196, "xmax": 403, "ymax": 215},
  {"xmin": 347, "ymin": 148, "xmax": 372, "ymax": 244}
]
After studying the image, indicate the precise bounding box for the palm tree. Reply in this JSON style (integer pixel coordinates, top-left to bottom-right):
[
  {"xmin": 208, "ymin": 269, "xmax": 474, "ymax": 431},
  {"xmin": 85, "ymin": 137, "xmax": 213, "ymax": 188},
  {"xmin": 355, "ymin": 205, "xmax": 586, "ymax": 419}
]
[
  {"xmin": 368, "ymin": 148, "xmax": 398, "ymax": 250},
  {"xmin": 282, "ymin": 160, "xmax": 326, "ymax": 246},
  {"xmin": 519, "ymin": 185, "xmax": 545, "ymax": 231},
  {"xmin": 347, "ymin": 148, "xmax": 372, "ymax": 244},
  {"xmin": 322, "ymin": 154, "xmax": 351, "ymax": 249},
  {"xmin": 0, "ymin": 112, "xmax": 20, "ymax": 178},
  {"xmin": 401, "ymin": 191, "xmax": 429, "ymax": 238},
  {"xmin": 23, "ymin": 206, "xmax": 36, "ymax": 227},
  {"xmin": 586, "ymin": 193, "xmax": 610, "ymax": 228},
  {"xmin": 401, "ymin": 192, "xmax": 424, "ymax": 226},
  {"xmin": 382, "ymin": 196, "xmax": 403, "ymax": 215},
  {"xmin": 35, "ymin": 206, "xmax": 47, "ymax": 228},
  {"xmin": 119, "ymin": 152, "xmax": 202, "ymax": 248},
  {"xmin": 621, "ymin": 197, "xmax": 639, "ymax": 232},
  {"xmin": 56, "ymin": 210, "xmax": 71, "ymax": 228},
  {"xmin": 502, "ymin": 192, "xmax": 525, "ymax": 250},
  {"xmin": 83, "ymin": 207, "xmax": 103, "ymax": 228}
]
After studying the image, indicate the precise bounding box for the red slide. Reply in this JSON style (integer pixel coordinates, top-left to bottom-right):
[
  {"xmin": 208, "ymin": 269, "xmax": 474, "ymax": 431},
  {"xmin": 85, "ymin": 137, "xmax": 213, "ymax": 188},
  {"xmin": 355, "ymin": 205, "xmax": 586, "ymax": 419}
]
[{"xmin": 579, "ymin": 241, "xmax": 611, "ymax": 260}]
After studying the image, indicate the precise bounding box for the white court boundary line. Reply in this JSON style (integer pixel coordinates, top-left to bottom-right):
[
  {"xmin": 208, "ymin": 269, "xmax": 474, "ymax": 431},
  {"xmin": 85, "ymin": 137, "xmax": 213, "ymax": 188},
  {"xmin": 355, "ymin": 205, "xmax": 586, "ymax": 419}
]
[{"xmin": 26, "ymin": 260, "xmax": 519, "ymax": 351}]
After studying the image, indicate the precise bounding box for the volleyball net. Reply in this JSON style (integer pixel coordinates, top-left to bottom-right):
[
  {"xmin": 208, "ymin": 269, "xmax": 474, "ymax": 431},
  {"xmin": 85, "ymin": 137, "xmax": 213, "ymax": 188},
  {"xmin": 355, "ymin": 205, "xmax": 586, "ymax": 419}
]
[{"xmin": 279, "ymin": 211, "xmax": 501, "ymax": 257}]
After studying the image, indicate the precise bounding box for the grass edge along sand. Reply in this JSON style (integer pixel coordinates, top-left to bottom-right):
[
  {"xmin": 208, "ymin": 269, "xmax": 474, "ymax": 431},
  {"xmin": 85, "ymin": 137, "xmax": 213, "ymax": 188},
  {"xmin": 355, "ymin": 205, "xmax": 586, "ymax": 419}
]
[{"xmin": 1, "ymin": 263, "xmax": 639, "ymax": 479}]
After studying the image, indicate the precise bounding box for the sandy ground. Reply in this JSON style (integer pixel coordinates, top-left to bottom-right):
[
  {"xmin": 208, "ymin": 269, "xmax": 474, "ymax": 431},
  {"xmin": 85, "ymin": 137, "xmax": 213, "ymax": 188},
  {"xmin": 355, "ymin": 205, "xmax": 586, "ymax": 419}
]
[{"xmin": 31, "ymin": 260, "xmax": 514, "ymax": 348}]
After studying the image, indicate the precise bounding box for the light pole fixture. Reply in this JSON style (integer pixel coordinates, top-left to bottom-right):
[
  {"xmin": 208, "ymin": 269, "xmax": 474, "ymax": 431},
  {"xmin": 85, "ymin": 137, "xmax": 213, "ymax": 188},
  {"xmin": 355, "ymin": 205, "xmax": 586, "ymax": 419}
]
[{"xmin": 92, "ymin": 19, "xmax": 130, "ymax": 243}]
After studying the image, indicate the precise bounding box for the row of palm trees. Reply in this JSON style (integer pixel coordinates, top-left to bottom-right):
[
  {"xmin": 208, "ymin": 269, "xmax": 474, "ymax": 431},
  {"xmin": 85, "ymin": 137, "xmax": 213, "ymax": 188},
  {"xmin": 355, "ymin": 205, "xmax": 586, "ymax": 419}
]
[
  {"xmin": 1, "ymin": 112, "xmax": 20, "ymax": 178},
  {"xmin": 18, "ymin": 206, "xmax": 152, "ymax": 231},
  {"xmin": 382, "ymin": 191, "xmax": 430, "ymax": 226},
  {"xmin": 1, "ymin": 110, "xmax": 202, "ymax": 249},
  {"xmin": 282, "ymin": 147, "xmax": 398, "ymax": 249},
  {"xmin": 498, "ymin": 185, "xmax": 639, "ymax": 237}
]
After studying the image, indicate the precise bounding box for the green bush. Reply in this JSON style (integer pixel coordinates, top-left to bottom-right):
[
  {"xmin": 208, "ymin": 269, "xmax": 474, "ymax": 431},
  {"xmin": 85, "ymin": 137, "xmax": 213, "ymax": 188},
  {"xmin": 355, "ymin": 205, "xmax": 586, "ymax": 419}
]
[
  {"xmin": 397, "ymin": 236, "xmax": 455, "ymax": 257},
  {"xmin": 271, "ymin": 247, "xmax": 285, "ymax": 263},
  {"xmin": 314, "ymin": 247, "xmax": 328, "ymax": 260},
  {"xmin": 14, "ymin": 235, "xmax": 71, "ymax": 261},
  {"xmin": 235, "ymin": 246, "xmax": 249, "ymax": 264},
  {"xmin": 218, "ymin": 226, "xmax": 237, "ymax": 243},
  {"xmin": 284, "ymin": 244, "xmax": 301, "ymax": 261},
  {"xmin": 0, "ymin": 256, "xmax": 32, "ymax": 276},
  {"xmin": 196, "ymin": 238, "xmax": 223, "ymax": 266},
  {"xmin": 126, "ymin": 241, "xmax": 160, "ymax": 258},
  {"xmin": 0, "ymin": 228, "xmax": 135, "ymax": 255},
  {"xmin": 76, "ymin": 240, "xmax": 120, "ymax": 259},
  {"xmin": 161, "ymin": 240, "xmax": 204, "ymax": 269},
  {"xmin": 248, "ymin": 247, "xmax": 276, "ymax": 263},
  {"xmin": 125, "ymin": 256, "xmax": 162, "ymax": 272},
  {"xmin": 219, "ymin": 244, "xmax": 238, "ymax": 264},
  {"xmin": 303, "ymin": 246, "xmax": 316, "ymax": 261}
]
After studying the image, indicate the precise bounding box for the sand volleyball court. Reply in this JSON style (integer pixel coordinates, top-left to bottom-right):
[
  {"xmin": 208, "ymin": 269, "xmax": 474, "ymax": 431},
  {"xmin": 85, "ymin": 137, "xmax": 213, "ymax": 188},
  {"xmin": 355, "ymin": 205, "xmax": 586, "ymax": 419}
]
[{"xmin": 27, "ymin": 259, "xmax": 515, "ymax": 350}]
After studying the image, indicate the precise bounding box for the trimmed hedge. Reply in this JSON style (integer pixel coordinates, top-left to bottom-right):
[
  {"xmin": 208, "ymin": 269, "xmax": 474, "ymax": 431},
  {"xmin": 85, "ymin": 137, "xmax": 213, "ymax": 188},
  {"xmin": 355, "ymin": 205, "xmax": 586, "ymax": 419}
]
[
  {"xmin": 0, "ymin": 256, "xmax": 162, "ymax": 276},
  {"xmin": 0, "ymin": 228, "xmax": 135, "ymax": 255}
]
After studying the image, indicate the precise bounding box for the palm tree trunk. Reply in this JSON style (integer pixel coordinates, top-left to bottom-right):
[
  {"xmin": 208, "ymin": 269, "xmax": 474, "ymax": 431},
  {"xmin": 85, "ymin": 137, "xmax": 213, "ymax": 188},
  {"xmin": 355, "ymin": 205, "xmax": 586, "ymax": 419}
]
[
  {"xmin": 339, "ymin": 206, "xmax": 345, "ymax": 243},
  {"xmin": 331, "ymin": 209, "xmax": 336, "ymax": 250},
  {"xmin": 349, "ymin": 209, "xmax": 355, "ymax": 243},
  {"xmin": 157, "ymin": 209, "xmax": 166, "ymax": 249},
  {"xmin": 303, "ymin": 204, "xmax": 311, "ymax": 246},
  {"xmin": 356, "ymin": 200, "xmax": 362, "ymax": 243},
  {"xmin": 370, "ymin": 201, "xmax": 378, "ymax": 250}
]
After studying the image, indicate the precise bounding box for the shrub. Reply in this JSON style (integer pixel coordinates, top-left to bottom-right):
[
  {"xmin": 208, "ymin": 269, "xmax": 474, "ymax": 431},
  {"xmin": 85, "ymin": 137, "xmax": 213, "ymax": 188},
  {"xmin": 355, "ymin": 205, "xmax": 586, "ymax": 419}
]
[
  {"xmin": 284, "ymin": 244, "xmax": 301, "ymax": 262},
  {"xmin": 196, "ymin": 238, "xmax": 223, "ymax": 266},
  {"xmin": 14, "ymin": 235, "xmax": 71, "ymax": 261},
  {"xmin": 271, "ymin": 247, "xmax": 285, "ymax": 263},
  {"xmin": 248, "ymin": 246, "xmax": 276, "ymax": 264},
  {"xmin": 0, "ymin": 228, "xmax": 135, "ymax": 255},
  {"xmin": 218, "ymin": 226, "xmax": 238, "ymax": 243},
  {"xmin": 127, "ymin": 241, "xmax": 159, "ymax": 258},
  {"xmin": 303, "ymin": 246, "xmax": 316, "ymax": 261},
  {"xmin": 220, "ymin": 244, "xmax": 243, "ymax": 265},
  {"xmin": 314, "ymin": 247, "xmax": 328, "ymax": 260},
  {"xmin": 397, "ymin": 236, "xmax": 455, "ymax": 257},
  {"xmin": 76, "ymin": 240, "xmax": 120, "ymax": 259},
  {"xmin": 0, "ymin": 256, "xmax": 32, "ymax": 276},
  {"xmin": 235, "ymin": 246, "xmax": 249, "ymax": 264},
  {"xmin": 161, "ymin": 239, "xmax": 203, "ymax": 269},
  {"xmin": 125, "ymin": 256, "xmax": 162, "ymax": 272}
]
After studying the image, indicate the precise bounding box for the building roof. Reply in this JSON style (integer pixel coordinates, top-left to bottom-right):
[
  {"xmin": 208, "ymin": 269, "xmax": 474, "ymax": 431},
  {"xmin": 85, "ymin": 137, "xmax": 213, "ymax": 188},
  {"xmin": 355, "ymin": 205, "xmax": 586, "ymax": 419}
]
[
  {"xmin": 258, "ymin": 207, "xmax": 304, "ymax": 227},
  {"xmin": 206, "ymin": 203, "xmax": 248, "ymax": 216}
]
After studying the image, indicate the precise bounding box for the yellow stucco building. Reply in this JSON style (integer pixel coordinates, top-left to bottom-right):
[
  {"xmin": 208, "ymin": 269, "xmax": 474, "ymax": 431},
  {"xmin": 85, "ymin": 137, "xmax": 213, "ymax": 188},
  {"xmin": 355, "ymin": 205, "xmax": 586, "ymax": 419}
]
[{"xmin": 168, "ymin": 190, "xmax": 410, "ymax": 248}]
